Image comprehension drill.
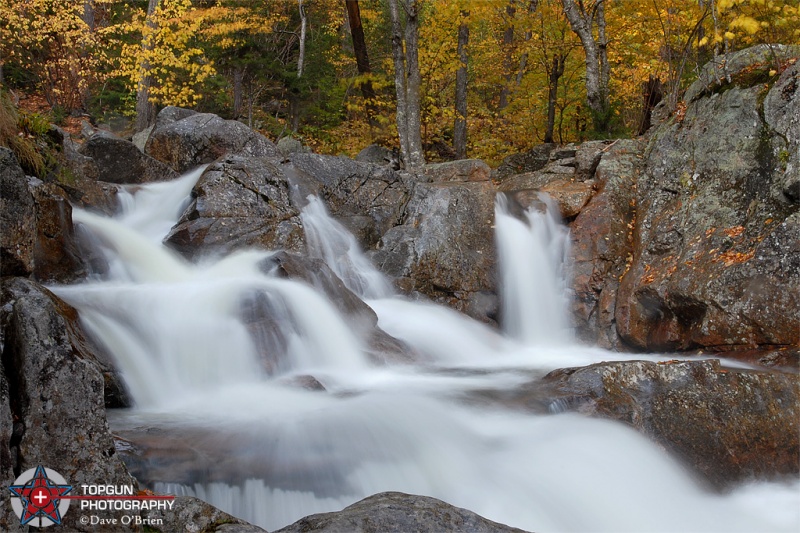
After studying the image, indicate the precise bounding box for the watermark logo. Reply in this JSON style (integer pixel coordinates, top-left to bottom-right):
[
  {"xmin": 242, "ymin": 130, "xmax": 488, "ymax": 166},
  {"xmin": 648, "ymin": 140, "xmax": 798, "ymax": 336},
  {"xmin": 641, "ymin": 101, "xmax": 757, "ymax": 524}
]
[
  {"xmin": 8, "ymin": 466, "xmax": 72, "ymax": 527},
  {"xmin": 7, "ymin": 465, "xmax": 174, "ymax": 528}
]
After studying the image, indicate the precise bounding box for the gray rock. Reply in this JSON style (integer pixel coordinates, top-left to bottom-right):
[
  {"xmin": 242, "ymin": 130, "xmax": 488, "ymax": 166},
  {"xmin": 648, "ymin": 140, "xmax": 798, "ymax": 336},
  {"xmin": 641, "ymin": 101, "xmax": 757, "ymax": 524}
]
[
  {"xmin": 0, "ymin": 148, "xmax": 35, "ymax": 277},
  {"xmin": 0, "ymin": 278, "xmax": 135, "ymax": 531},
  {"xmin": 683, "ymin": 44, "xmax": 800, "ymax": 103},
  {"xmin": 143, "ymin": 496, "xmax": 265, "ymax": 533},
  {"xmin": 615, "ymin": 47, "xmax": 800, "ymax": 351},
  {"xmin": 79, "ymin": 132, "xmax": 179, "ymax": 184},
  {"xmin": 283, "ymin": 153, "xmax": 412, "ymax": 249},
  {"xmin": 493, "ymin": 144, "xmax": 555, "ymax": 180},
  {"xmin": 422, "ymin": 159, "xmax": 491, "ymax": 183},
  {"xmin": 538, "ymin": 359, "xmax": 799, "ymax": 488},
  {"xmin": 356, "ymin": 144, "xmax": 395, "ymax": 166},
  {"xmin": 146, "ymin": 108, "xmax": 278, "ymax": 173},
  {"xmin": 165, "ymin": 156, "xmax": 304, "ymax": 259},
  {"xmin": 764, "ymin": 59, "xmax": 800, "ymax": 203},
  {"xmin": 372, "ymin": 181, "xmax": 497, "ymax": 323},
  {"xmin": 132, "ymin": 125, "xmax": 155, "ymax": 152},
  {"xmin": 276, "ymin": 136, "xmax": 306, "ymax": 156},
  {"xmin": 276, "ymin": 492, "xmax": 529, "ymax": 533}
]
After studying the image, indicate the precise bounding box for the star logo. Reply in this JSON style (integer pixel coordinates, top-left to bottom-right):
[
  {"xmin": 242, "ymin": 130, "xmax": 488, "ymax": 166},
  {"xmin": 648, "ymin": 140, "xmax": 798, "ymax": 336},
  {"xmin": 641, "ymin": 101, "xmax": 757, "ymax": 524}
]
[{"xmin": 8, "ymin": 466, "xmax": 73, "ymax": 527}]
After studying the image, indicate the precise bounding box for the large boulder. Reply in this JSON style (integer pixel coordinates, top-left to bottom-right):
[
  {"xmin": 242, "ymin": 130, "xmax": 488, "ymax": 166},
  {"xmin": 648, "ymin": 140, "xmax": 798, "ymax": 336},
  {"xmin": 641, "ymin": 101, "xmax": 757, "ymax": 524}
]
[
  {"xmin": 275, "ymin": 492, "xmax": 528, "ymax": 533},
  {"xmin": 282, "ymin": 153, "xmax": 412, "ymax": 249},
  {"xmin": 165, "ymin": 156, "xmax": 304, "ymax": 259},
  {"xmin": 79, "ymin": 132, "xmax": 179, "ymax": 184},
  {"xmin": 538, "ymin": 359, "xmax": 799, "ymax": 489},
  {"xmin": 493, "ymin": 143, "xmax": 555, "ymax": 181},
  {"xmin": 0, "ymin": 148, "xmax": 35, "ymax": 277},
  {"xmin": 372, "ymin": 181, "xmax": 498, "ymax": 323},
  {"xmin": 616, "ymin": 48, "xmax": 800, "ymax": 351},
  {"xmin": 0, "ymin": 278, "xmax": 135, "ymax": 531},
  {"xmin": 145, "ymin": 107, "xmax": 278, "ymax": 173}
]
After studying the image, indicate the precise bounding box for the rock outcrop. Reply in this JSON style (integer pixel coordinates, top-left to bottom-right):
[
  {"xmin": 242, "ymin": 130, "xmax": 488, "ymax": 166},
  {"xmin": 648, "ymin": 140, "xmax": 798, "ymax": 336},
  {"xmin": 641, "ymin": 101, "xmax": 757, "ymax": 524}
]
[
  {"xmin": 616, "ymin": 47, "xmax": 800, "ymax": 352},
  {"xmin": 276, "ymin": 492, "xmax": 529, "ymax": 533},
  {"xmin": 145, "ymin": 107, "xmax": 278, "ymax": 173},
  {"xmin": 0, "ymin": 278, "xmax": 134, "ymax": 531},
  {"xmin": 0, "ymin": 147, "xmax": 35, "ymax": 277}
]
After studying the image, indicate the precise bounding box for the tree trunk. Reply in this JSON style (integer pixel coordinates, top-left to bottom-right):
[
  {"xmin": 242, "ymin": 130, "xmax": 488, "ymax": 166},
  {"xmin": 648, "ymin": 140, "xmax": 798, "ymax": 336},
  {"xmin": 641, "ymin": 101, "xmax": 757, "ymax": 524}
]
[
  {"xmin": 297, "ymin": 0, "xmax": 307, "ymax": 78},
  {"xmin": 388, "ymin": 0, "xmax": 425, "ymax": 169},
  {"xmin": 453, "ymin": 11, "xmax": 469, "ymax": 160},
  {"xmin": 345, "ymin": 0, "xmax": 377, "ymax": 124},
  {"xmin": 135, "ymin": 0, "xmax": 160, "ymax": 133},
  {"xmin": 561, "ymin": 0, "xmax": 610, "ymax": 133},
  {"xmin": 232, "ymin": 66, "xmax": 244, "ymax": 118},
  {"xmin": 545, "ymin": 54, "xmax": 565, "ymax": 143},
  {"xmin": 498, "ymin": 0, "xmax": 516, "ymax": 111}
]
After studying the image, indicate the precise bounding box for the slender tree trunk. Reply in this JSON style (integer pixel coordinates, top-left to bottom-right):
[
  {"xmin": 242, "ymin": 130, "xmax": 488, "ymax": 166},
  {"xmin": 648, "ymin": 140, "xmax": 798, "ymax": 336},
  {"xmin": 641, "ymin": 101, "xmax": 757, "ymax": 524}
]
[
  {"xmin": 498, "ymin": 0, "xmax": 516, "ymax": 110},
  {"xmin": 561, "ymin": 0, "xmax": 610, "ymax": 133},
  {"xmin": 232, "ymin": 66, "xmax": 244, "ymax": 118},
  {"xmin": 345, "ymin": 0, "xmax": 377, "ymax": 124},
  {"xmin": 453, "ymin": 10, "xmax": 469, "ymax": 159},
  {"xmin": 545, "ymin": 54, "xmax": 565, "ymax": 143},
  {"xmin": 135, "ymin": 0, "xmax": 160, "ymax": 132},
  {"xmin": 297, "ymin": 0, "xmax": 307, "ymax": 78},
  {"xmin": 388, "ymin": 0, "xmax": 425, "ymax": 169}
]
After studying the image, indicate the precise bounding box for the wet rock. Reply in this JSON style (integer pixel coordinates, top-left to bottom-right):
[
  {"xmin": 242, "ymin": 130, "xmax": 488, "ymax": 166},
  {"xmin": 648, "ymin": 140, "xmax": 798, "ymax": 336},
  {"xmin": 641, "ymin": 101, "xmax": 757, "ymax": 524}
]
[
  {"xmin": 0, "ymin": 148, "xmax": 35, "ymax": 277},
  {"xmin": 145, "ymin": 107, "xmax": 278, "ymax": 173},
  {"xmin": 28, "ymin": 178, "xmax": 87, "ymax": 283},
  {"xmin": 143, "ymin": 496, "xmax": 266, "ymax": 533},
  {"xmin": 0, "ymin": 278, "xmax": 135, "ymax": 531},
  {"xmin": 275, "ymin": 492, "xmax": 529, "ymax": 533},
  {"xmin": 165, "ymin": 156, "xmax": 304, "ymax": 259},
  {"xmin": 372, "ymin": 181, "xmax": 497, "ymax": 323},
  {"xmin": 422, "ymin": 159, "xmax": 491, "ymax": 183},
  {"xmin": 540, "ymin": 178, "xmax": 595, "ymax": 219},
  {"xmin": 493, "ymin": 143, "xmax": 555, "ymax": 181},
  {"xmin": 569, "ymin": 140, "xmax": 642, "ymax": 349},
  {"xmin": 538, "ymin": 359, "xmax": 799, "ymax": 488},
  {"xmin": 616, "ymin": 47, "xmax": 800, "ymax": 352},
  {"xmin": 282, "ymin": 153, "xmax": 412, "ymax": 249},
  {"xmin": 79, "ymin": 132, "xmax": 179, "ymax": 184}
]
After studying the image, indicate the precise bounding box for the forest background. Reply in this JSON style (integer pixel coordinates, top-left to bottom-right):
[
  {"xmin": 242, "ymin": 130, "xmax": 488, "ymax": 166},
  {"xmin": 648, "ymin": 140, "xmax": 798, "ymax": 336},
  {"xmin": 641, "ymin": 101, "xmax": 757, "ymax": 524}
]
[{"xmin": 1, "ymin": 0, "xmax": 798, "ymax": 173}]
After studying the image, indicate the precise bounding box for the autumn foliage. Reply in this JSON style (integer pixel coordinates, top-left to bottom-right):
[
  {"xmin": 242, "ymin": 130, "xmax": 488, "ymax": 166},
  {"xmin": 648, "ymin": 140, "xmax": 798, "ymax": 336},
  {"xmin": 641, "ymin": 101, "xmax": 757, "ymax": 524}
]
[{"xmin": 1, "ymin": 0, "xmax": 797, "ymax": 164}]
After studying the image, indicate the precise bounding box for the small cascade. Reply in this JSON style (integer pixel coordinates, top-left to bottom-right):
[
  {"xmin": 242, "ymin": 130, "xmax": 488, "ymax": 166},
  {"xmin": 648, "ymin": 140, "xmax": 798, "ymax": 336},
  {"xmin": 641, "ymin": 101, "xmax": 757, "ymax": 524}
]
[
  {"xmin": 300, "ymin": 196, "xmax": 394, "ymax": 299},
  {"xmin": 494, "ymin": 193, "xmax": 572, "ymax": 345}
]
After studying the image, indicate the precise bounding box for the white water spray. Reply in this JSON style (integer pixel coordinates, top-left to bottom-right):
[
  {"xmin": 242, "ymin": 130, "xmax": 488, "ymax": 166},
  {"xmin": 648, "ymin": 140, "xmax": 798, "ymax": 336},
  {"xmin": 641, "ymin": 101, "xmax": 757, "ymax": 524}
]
[{"xmin": 54, "ymin": 173, "xmax": 799, "ymax": 532}]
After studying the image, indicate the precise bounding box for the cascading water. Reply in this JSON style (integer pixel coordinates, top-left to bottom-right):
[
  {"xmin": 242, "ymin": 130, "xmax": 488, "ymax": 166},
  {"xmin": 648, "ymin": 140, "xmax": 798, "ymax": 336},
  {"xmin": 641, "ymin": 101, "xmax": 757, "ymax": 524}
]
[
  {"xmin": 495, "ymin": 193, "xmax": 572, "ymax": 345},
  {"xmin": 52, "ymin": 172, "xmax": 799, "ymax": 533}
]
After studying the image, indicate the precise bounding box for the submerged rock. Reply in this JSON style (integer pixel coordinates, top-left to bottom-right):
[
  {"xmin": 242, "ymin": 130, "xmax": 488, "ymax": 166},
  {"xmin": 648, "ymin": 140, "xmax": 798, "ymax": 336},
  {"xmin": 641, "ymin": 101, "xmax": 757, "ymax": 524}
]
[{"xmin": 275, "ymin": 492, "xmax": 529, "ymax": 533}]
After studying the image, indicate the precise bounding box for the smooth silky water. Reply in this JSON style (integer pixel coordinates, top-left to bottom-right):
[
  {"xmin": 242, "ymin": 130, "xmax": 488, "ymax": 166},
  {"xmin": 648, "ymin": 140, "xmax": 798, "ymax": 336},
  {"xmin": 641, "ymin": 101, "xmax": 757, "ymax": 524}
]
[{"xmin": 51, "ymin": 171, "xmax": 800, "ymax": 532}]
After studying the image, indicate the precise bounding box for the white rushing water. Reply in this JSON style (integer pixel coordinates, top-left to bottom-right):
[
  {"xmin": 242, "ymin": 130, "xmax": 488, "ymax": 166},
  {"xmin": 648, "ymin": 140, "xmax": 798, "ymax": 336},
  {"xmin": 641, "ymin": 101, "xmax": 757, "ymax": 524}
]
[{"xmin": 52, "ymin": 172, "xmax": 800, "ymax": 533}]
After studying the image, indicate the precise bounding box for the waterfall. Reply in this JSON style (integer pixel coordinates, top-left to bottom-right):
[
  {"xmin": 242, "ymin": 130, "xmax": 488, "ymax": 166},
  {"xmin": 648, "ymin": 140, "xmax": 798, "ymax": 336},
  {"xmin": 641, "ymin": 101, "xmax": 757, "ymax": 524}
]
[
  {"xmin": 53, "ymin": 172, "xmax": 798, "ymax": 533},
  {"xmin": 495, "ymin": 193, "xmax": 572, "ymax": 345}
]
